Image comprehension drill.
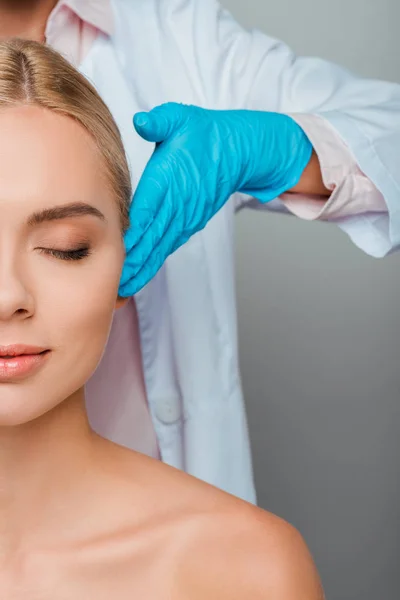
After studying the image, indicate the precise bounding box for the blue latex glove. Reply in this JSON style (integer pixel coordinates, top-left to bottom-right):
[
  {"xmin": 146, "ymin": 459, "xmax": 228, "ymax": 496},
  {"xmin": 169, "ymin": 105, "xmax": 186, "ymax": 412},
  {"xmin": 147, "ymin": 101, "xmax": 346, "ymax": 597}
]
[{"xmin": 119, "ymin": 103, "xmax": 312, "ymax": 297}]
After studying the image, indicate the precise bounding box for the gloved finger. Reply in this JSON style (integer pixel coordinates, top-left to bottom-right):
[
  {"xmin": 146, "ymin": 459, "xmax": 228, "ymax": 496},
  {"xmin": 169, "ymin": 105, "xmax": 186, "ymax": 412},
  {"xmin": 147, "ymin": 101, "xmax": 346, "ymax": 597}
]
[
  {"xmin": 133, "ymin": 102, "xmax": 185, "ymax": 143},
  {"xmin": 118, "ymin": 214, "xmax": 183, "ymax": 297},
  {"xmin": 120, "ymin": 190, "xmax": 175, "ymax": 287},
  {"xmin": 124, "ymin": 165, "xmax": 168, "ymax": 253}
]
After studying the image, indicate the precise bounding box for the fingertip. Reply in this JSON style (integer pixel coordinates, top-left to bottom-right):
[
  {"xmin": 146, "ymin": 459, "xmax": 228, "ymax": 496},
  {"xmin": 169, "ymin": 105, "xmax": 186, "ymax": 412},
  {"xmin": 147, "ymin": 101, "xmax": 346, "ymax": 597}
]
[
  {"xmin": 117, "ymin": 285, "xmax": 129, "ymax": 298},
  {"xmin": 133, "ymin": 111, "xmax": 150, "ymax": 131},
  {"xmin": 119, "ymin": 276, "xmax": 139, "ymax": 297}
]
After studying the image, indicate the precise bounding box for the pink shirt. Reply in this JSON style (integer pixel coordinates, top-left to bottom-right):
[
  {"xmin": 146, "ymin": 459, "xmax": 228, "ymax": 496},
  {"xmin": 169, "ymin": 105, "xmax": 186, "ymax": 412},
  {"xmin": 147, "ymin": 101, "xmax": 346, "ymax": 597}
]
[{"xmin": 45, "ymin": 0, "xmax": 385, "ymax": 457}]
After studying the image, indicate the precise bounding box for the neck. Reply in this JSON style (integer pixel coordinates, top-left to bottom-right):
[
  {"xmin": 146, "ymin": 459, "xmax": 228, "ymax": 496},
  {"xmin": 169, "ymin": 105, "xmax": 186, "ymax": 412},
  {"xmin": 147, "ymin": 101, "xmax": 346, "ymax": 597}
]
[
  {"xmin": 0, "ymin": 389, "xmax": 98, "ymax": 560},
  {"xmin": 0, "ymin": 0, "xmax": 58, "ymax": 42}
]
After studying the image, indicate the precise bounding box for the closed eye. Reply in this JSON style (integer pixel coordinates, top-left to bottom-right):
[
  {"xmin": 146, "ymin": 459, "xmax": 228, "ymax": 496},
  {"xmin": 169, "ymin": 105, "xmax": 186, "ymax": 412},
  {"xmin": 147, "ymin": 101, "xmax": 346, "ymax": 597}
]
[{"xmin": 38, "ymin": 247, "xmax": 91, "ymax": 261}]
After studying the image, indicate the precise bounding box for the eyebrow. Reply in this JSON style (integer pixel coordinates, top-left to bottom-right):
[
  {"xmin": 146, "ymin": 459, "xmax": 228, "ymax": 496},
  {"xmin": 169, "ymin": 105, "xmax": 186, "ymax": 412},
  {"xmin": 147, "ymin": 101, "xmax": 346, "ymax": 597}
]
[{"xmin": 27, "ymin": 202, "xmax": 106, "ymax": 226}]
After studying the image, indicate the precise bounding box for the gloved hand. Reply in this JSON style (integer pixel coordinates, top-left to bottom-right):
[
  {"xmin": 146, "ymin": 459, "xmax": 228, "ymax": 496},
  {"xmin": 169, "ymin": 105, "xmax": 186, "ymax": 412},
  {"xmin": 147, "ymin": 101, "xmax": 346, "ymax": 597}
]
[{"xmin": 119, "ymin": 103, "xmax": 312, "ymax": 297}]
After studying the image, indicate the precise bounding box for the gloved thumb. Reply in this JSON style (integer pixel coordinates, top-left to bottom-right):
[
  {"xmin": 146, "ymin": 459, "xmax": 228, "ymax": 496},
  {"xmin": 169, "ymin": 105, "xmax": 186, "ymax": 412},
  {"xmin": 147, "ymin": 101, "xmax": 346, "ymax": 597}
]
[{"xmin": 133, "ymin": 102, "xmax": 184, "ymax": 143}]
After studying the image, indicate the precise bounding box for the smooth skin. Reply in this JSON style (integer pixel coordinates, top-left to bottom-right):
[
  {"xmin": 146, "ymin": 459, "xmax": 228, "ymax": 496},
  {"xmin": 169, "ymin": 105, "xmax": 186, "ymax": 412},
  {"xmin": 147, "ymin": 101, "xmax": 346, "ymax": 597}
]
[
  {"xmin": 0, "ymin": 105, "xmax": 324, "ymax": 599},
  {"xmin": 0, "ymin": 0, "xmax": 56, "ymax": 42}
]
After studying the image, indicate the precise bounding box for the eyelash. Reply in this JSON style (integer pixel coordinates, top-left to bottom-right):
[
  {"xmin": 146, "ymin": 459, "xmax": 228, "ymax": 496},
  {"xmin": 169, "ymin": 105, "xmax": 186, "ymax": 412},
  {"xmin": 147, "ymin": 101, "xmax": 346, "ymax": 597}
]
[{"xmin": 39, "ymin": 247, "xmax": 91, "ymax": 261}]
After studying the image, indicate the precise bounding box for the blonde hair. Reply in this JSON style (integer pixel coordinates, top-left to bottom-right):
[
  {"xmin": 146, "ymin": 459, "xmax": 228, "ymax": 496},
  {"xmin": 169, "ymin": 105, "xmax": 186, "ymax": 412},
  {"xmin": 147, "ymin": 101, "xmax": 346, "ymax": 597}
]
[{"xmin": 0, "ymin": 38, "xmax": 131, "ymax": 232}]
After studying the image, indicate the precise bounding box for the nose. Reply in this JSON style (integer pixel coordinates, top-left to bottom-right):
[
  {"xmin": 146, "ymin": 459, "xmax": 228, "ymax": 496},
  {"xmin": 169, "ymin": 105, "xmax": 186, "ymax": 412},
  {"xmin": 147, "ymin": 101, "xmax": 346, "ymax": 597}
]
[{"xmin": 0, "ymin": 261, "xmax": 35, "ymax": 322}]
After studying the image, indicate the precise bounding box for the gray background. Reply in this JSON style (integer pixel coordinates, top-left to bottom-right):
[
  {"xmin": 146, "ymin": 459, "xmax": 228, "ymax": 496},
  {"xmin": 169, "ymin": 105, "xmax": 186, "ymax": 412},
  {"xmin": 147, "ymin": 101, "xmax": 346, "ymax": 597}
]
[{"xmin": 224, "ymin": 1, "xmax": 400, "ymax": 599}]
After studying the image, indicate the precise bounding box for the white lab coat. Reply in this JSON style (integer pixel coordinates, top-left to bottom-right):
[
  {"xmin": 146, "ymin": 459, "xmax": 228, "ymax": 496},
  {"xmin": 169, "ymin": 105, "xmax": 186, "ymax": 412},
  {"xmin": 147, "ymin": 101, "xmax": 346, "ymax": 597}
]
[{"xmin": 80, "ymin": 0, "xmax": 400, "ymax": 503}]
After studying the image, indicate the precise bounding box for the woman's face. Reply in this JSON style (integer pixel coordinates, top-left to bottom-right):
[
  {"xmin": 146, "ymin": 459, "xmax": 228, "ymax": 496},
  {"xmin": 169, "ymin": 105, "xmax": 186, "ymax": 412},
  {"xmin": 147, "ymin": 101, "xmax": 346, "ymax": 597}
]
[{"xmin": 0, "ymin": 105, "xmax": 126, "ymax": 426}]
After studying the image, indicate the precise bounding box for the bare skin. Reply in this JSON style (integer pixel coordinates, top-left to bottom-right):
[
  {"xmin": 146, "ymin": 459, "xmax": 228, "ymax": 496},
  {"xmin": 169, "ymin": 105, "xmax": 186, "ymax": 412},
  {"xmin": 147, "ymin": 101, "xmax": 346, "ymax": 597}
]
[
  {"xmin": 1, "ymin": 400, "xmax": 324, "ymax": 600},
  {"xmin": 0, "ymin": 400, "xmax": 323, "ymax": 600},
  {"xmin": 0, "ymin": 105, "xmax": 325, "ymax": 599},
  {"xmin": 0, "ymin": 0, "xmax": 56, "ymax": 42}
]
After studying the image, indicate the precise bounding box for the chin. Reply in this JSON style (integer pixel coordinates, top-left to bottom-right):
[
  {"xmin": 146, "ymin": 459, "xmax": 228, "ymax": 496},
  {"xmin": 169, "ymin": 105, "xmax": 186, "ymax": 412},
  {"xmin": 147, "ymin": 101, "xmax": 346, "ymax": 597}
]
[{"xmin": 0, "ymin": 387, "xmax": 64, "ymax": 427}]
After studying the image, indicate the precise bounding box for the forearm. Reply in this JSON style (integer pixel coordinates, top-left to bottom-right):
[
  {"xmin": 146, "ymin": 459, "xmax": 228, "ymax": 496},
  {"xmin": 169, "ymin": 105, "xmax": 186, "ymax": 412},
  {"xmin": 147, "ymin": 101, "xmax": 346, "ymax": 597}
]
[{"xmin": 288, "ymin": 150, "xmax": 330, "ymax": 197}]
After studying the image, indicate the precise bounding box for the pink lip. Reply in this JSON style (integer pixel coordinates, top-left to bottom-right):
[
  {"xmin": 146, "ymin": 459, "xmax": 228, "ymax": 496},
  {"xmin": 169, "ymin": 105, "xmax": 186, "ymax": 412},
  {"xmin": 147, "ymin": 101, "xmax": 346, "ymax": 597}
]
[{"xmin": 0, "ymin": 345, "xmax": 50, "ymax": 381}]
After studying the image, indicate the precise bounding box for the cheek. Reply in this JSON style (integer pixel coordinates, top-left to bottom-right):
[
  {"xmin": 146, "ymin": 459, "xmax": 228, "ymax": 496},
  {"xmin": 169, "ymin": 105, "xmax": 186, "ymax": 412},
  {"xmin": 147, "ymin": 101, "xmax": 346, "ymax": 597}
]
[
  {"xmin": 0, "ymin": 245, "xmax": 124, "ymax": 426},
  {"xmin": 38, "ymin": 245, "xmax": 123, "ymax": 371}
]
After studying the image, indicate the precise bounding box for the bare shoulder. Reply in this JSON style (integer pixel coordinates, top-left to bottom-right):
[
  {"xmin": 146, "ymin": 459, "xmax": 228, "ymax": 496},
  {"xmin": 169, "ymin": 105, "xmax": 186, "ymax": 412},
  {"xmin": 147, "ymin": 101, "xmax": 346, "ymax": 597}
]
[
  {"xmin": 92, "ymin": 440, "xmax": 324, "ymax": 599},
  {"xmin": 174, "ymin": 498, "xmax": 325, "ymax": 600}
]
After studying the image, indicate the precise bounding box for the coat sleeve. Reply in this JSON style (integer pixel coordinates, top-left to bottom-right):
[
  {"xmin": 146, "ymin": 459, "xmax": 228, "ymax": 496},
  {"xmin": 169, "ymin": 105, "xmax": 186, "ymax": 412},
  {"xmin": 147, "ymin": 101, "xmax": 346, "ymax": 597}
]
[{"xmin": 166, "ymin": 0, "xmax": 400, "ymax": 257}]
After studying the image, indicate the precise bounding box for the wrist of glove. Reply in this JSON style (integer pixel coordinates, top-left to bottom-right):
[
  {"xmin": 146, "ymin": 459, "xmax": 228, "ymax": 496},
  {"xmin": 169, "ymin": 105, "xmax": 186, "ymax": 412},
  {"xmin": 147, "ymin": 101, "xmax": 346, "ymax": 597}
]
[{"xmin": 231, "ymin": 110, "xmax": 313, "ymax": 201}]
